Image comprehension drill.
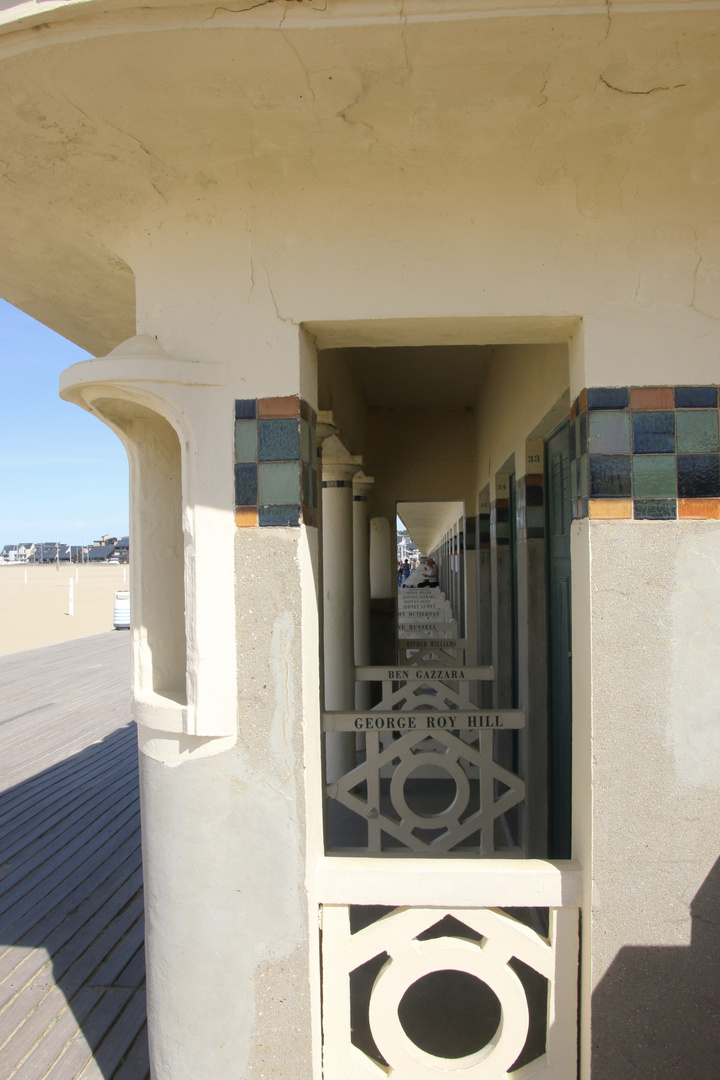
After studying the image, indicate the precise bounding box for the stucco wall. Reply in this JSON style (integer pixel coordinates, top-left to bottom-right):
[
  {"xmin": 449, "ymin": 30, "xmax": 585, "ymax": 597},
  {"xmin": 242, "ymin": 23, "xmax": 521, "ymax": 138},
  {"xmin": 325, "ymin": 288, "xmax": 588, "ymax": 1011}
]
[
  {"xmin": 140, "ymin": 527, "xmax": 314, "ymax": 1080},
  {"xmin": 586, "ymin": 520, "xmax": 720, "ymax": 1077}
]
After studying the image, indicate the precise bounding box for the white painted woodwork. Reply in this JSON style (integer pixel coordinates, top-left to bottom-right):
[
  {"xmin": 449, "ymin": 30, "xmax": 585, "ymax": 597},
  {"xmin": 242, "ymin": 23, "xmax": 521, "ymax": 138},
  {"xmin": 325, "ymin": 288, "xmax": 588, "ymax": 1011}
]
[
  {"xmin": 326, "ymin": 727, "xmax": 525, "ymax": 855},
  {"xmin": 322, "ymin": 445, "xmax": 362, "ymax": 782},
  {"xmin": 356, "ymin": 666, "xmax": 494, "ymax": 682},
  {"xmin": 353, "ymin": 474, "xmax": 374, "ymax": 712},
  {"xmin": 321, "ymin": 903, "xmax": 579, "ymax": 1079},
  {"xmin": 324, "ymin": 711, "xmax": 524, "ymax": 732}
]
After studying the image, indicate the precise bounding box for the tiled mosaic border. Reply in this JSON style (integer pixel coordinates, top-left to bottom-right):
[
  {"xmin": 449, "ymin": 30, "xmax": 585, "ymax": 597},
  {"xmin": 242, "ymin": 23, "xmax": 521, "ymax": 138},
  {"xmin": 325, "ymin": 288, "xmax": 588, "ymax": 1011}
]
[
  {"xmin": 234, "ymin": 397, "xmax": 318, "ymax": 527},
  {"xmin": 571, "ymin": 386, "xmax": 720, "ymax": 521},
  {"xmin": 491, "ymin": 498, "xmax": 510, "ymax": 546},
  {"xmin": 517, "ymin": 473, "xmax": 545, "ymax": 541}
]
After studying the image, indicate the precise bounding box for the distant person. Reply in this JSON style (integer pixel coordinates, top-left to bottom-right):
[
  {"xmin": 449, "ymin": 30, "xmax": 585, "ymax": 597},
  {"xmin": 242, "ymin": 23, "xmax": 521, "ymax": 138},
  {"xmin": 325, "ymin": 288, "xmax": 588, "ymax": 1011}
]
[
  {"xmin": 417, "ymin": 558, "xmax": 439, "ymax": 588},
  {"xmin": 397, "ymin": 560, "xmax": 404, "ymax": 586},
  {"xmin": 401, "ymin": 559, "xmax": 411, "ymax": 583}
]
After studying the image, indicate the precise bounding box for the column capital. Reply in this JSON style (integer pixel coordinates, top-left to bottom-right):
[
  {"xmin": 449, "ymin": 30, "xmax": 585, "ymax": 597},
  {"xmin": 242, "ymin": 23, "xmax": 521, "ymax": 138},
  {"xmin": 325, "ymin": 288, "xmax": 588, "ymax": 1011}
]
[
  {"xmin": 316, "ymin": 410, "xmax": 338, "ymax": 445},
  {"xmin": 322, "ymin": 434, "xmax": 363, "ymax": 485},
  {"xmin": 352, "ymin": 472, "xmax": 375, "ymax": 499}
]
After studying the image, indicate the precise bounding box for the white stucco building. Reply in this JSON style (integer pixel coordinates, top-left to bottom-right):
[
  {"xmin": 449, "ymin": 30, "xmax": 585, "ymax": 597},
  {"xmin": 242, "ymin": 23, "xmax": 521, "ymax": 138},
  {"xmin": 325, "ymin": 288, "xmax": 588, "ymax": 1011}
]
[{"xmin": 1, "ymin": 1, "xmax": 719, "ymax": 1076}]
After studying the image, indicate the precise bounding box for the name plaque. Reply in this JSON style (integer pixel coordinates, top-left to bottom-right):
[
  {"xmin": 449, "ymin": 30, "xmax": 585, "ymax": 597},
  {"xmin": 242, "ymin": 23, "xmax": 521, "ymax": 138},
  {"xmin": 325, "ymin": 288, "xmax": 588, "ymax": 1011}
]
[
  {"xmin": 323, "ymin": 710, "xmax": 524, "ymax": 732},
  {"xmin": 401, "ymin": 639, "xmax": 467, "ymax": 649},
  {"xmin": 398, "ymin": 622, "xmax": 456, "ymax": 632},
  {"xmin": 356, "ymin": 666, "xmax": 494, "ymax": 681}
]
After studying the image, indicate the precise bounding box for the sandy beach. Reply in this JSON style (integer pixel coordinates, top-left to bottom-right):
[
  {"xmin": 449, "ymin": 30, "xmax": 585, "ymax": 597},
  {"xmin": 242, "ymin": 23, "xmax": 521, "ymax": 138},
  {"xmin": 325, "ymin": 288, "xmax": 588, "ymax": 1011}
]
[{"xmin": 0, "ymin": 563, "xmax": 130, "ymax": 656}]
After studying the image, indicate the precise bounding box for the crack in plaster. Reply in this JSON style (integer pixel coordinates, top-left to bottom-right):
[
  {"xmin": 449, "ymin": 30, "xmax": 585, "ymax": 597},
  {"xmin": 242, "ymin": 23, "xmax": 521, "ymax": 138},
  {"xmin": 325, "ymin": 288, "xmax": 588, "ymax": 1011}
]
[
  {"xmin": 279, "ymin": 2, "xmax": 317, "ymax": 104},
  {"xmin": 600, "ymin": 74, "xmax": 687, "ymax": 95},
  {"xmin": 206, "ymin": 0, "xmax": 277, "ymax": 21},
  {"xmin": 261, "ymin": 260, "xmax": 297, "ymax": 326},
  {"xmin": 690, "ymin": 227, "xmax": 703, "ymax": 314},
  {"xmin": 246, "ymin": 229, "xmax": 256, "ymax": 307}
]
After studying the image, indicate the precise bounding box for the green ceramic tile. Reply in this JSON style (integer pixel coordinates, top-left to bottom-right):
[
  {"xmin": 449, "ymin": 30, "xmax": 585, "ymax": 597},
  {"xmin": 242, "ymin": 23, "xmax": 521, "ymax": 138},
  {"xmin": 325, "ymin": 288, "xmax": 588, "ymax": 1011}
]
[
  {"xmin": 588, "ymin": 410, "xmax": 631, "ymax": 453},
  {"xmin": 234, "ymin": 420, "xmax": 257, "ymax": 463},
  {"xmin": 676, "ymin": 409, "xmax": 720, "ymax": 453},
  {"xmin": 258, "ymin": 462, "xmax": 300, "ymax": 504},
  {"xmin": 632, "ymin": 454, "xmax": 676, "ymax": 497}
]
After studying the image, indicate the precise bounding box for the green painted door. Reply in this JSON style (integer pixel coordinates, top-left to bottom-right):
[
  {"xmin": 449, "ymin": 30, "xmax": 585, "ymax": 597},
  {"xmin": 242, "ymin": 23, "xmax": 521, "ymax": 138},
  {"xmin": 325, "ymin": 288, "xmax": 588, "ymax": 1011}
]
[{"xmin": 546, "ymin": 422, "xmax": 572, "ymax": 858}]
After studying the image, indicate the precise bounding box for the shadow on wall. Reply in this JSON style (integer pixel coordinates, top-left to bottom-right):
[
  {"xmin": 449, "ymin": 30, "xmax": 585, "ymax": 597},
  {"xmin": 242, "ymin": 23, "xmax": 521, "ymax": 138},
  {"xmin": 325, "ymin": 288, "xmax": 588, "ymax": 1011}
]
[{"xmin": 592, "ymin": 857, "xmax": 720, "ymax": 1079}]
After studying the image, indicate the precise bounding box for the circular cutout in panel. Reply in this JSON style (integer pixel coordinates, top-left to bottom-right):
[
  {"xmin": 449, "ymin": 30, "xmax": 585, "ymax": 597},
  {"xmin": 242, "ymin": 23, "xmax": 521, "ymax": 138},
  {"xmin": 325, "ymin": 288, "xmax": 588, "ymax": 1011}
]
[
  {"xmin": 390, "ymin": 755, "xmax": 469, "ymax": 831},
  {"xmin": 402, "ymin": 776, "xmax": 459, "ymax": 818},
  {"xmin": 368, "ymin": 937, "xmax": 529, "ymax": 1078},
  {"xmin": 398, "ymin": 970, "xmax": 501, "ymax": 1058}
]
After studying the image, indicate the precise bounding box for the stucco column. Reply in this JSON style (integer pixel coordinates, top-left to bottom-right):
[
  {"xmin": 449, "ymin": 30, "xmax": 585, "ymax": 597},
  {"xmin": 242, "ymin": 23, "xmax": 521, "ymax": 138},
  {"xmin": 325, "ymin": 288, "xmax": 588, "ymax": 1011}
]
[
  {"xmin": 62, "ymin": 232, "xmax": 322, "ymax": 1080},
  {"xmin": 369, "ymin": 515, "xmax": 394, "ymax": 598},
  {"xmin": 353, "ymin": 473, "xmax": 374, "ymax": 710},
  {"xmin": 321, "ymin": 437, "xmax": 362, "ymax": 781}
]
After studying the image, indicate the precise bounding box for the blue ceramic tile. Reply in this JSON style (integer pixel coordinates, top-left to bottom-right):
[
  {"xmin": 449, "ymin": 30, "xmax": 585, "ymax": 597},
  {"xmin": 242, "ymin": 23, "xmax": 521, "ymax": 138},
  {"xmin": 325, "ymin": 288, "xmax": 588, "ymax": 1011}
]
[
  {"xmin": 258, "ymin": 462, "xmax": 300, "ymax": 504},
  {"xmin": 587, "ymin": 387, "xmax": 629, "ymax": 410},
  {"xmin": 632, "ymin": 411, "xmax": 675, "ymax": 454},
  {"xmin": 674, "ymin": 386, "xmax": 718, "ymax": 409},
  {"xmin": 259, "ymin": 504, "xmax": 301, "ymax": 527},
  {"xmin": 234, "ymin": 420, "xmax": 257, "ymax": 463},
  {"xmin": 234, "ymin": 463, "xmax": 257, "ymax": 506},
  {"xmin": 579, "ymin": 410, "xmax": 588, "ymax": 454},
  {"xmin": 258, "ymin": 418, "xmax": 301, "ymax": 462},
  {"xmin": 634, "ymin": 499, "xmax": 677, "ymax": 520},
  {"xmin": 578, "ymin": 454, "xmax": 588, "ymax": 498},
  {"xmin": 310, "ymin": 467, "xmax": 318, "ymax": 508},
  {"xmin": 588, "ymin": 454, "xmax": 632, "ymax": 497},
  {"xmin": 235, "ymin": 399, "xmax": 257, "ymax": 420},
  {"xmin": 570, "ymin": 418, "xmax": 578, "ymax": 462},
  {"xmin": 632, "ymin": 455, "xmax": 676, "ymax": 497},
  {"xmin": 526, "ymin": 483, "xmax": 543, "ymax": 507},
  {"xmin": 677, "ymin": 454, "xmax": 720, "ymax": 498},
  {"xmin": 588, "ymin": 410, "xmax": 631, "ymax": 453},
  {"xmin": 676, "ymin": 410, "xmax": 720, "ymax": 453}
]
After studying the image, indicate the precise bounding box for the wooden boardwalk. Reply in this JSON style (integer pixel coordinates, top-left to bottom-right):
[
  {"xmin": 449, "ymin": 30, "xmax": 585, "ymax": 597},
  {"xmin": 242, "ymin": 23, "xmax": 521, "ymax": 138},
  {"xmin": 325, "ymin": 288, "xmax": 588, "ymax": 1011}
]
[{"xmin": 0, "ymin": 633, "xmax": 148, "ymax": 1080}]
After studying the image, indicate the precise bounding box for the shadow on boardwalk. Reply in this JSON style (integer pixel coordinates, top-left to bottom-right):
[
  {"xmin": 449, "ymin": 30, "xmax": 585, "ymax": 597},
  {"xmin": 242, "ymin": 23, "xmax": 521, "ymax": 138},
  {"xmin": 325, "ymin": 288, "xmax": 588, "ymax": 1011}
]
[{"xmin": 0, "ymin": 634, "xmax": 148, "ymax": 1080}]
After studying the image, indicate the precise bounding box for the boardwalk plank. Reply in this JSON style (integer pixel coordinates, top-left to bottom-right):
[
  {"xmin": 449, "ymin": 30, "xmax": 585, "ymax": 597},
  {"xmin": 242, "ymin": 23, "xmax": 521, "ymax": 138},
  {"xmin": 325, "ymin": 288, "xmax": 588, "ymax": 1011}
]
[
  {"xmin": 89, "ymin": 918, "xmax": 145, "ymax": 989},
  {"xmin": 42, "ymin": 989, "xmax": 134, "ymax": 1080},
  {"xmin": 0, "ymin": 634, "xmax": 147, "ymax": 1080},
  {"xmin": 0, "ymin": 988, "xmax": 102, "ymax": 1080},
  {"xmin": 111, "ymin": 1023, "xmax": 150, "ymax": 1080},
  {"xmin": 77, "ymin": 990, "xmax": 147, "ymax": 1080},
  {"xmin": 0, "ymin": 846, "xmax": 142, "ymax": 998}
]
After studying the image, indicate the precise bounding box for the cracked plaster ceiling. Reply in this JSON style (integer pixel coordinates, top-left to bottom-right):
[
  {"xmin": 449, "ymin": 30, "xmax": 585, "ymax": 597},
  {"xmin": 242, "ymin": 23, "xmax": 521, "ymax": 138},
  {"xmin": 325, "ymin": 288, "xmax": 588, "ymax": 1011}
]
[{"xmin": 0, "ymin": 0, "xmax": 717, "ymax": 349}]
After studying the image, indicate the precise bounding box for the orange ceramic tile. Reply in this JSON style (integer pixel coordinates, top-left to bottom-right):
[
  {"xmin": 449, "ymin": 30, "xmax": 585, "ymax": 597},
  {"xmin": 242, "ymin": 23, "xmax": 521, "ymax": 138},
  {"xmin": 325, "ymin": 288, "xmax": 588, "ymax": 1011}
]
[
  {"xmin": 526, "ymin": 473, "xmax": 543, "ymax": 485},
  {"xmin": 629, "ymin": 386, "xmax": 674, "ymax": 410},
  {"xmin": 579, "ymin": 388, "xmax": 588, "ymax": 413},
  {"xmin": 235, "ymin": 506, "xmax": 258, "ymax": 527},
  {"xmin": 588, "ymin": 498, "xmax": 632, "ymax": 519},
  {"xmin": 258, "ymin": 395, "xmax": 300, "ymax": 418},
  {"xmin": 678, "ymin": 498, "xmax": 720, "ymax": 519}
]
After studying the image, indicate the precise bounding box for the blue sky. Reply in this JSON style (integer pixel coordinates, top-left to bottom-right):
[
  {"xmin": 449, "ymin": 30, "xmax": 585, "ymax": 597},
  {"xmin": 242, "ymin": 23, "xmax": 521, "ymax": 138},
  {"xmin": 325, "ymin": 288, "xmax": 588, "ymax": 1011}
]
[{"xmin": 0, "ymin": 299, "xmax": 129, "ymax": 547}]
